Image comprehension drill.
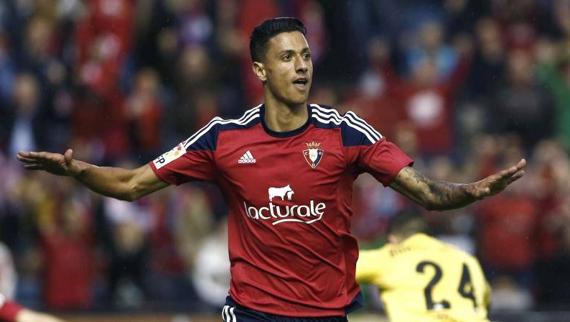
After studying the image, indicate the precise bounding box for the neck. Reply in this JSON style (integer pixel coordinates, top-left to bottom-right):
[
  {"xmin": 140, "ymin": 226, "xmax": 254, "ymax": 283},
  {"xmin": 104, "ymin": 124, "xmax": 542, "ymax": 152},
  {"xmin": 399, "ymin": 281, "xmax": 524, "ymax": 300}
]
[
  {"xmin": 390, "ymin": 233, "xmax": 421, "ymax": 244},
  {"xmin": 264, "ymin": 92, "xmax": 308, "ymax": 132}
]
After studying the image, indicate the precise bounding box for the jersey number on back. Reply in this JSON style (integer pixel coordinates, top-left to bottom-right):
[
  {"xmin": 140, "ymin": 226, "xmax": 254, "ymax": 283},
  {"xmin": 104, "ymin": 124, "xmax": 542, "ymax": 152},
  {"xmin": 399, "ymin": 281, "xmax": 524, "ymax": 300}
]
[{"xmin": 416, "ymin": 261, "xmax": 478, "ymax": 310}]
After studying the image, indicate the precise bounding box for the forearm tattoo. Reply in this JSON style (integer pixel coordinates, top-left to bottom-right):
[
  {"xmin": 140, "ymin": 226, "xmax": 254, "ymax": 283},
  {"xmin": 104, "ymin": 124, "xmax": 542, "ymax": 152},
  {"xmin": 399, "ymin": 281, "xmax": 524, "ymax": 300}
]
[{"xmin": 391, "ymin": 167, "xmax": 475, "ymax": 210}]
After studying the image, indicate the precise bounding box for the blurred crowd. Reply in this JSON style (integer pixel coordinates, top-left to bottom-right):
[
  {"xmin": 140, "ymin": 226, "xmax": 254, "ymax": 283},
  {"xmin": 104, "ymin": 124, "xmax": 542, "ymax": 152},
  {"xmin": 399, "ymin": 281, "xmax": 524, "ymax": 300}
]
[{"xmin": 0, "ymin": 0, "xmax": 570, "ymax": 315}]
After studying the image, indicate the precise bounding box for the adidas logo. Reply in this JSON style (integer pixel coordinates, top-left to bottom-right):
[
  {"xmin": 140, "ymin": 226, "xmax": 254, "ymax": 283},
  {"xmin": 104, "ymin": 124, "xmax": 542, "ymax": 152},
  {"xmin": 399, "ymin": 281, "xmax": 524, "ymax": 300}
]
[{"xmin": 238, "ymin": 150, "xmax": 256, "ymax": 164}]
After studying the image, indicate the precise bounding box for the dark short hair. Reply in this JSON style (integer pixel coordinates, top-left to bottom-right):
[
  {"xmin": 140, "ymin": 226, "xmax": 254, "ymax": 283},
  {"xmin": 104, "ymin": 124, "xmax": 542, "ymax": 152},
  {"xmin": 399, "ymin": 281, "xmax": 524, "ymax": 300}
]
[
  {"xmin": 249, "ymin": 17, "xmax": 306, "ymax": 62},
  {"xmin": 387, "ymin": 207, "xmax": 429, "ymax": 239}
]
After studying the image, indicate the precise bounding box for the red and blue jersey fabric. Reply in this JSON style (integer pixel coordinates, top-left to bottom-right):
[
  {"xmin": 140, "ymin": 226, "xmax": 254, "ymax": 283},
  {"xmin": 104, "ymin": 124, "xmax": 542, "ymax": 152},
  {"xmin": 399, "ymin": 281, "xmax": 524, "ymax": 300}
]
[
  {"xmin": 0, "ymin": 293, "xmax": 22, "ymax": 322},
  {"xmin": 150, "ymin": 104, "xmax": 413, "ymax": 317}
]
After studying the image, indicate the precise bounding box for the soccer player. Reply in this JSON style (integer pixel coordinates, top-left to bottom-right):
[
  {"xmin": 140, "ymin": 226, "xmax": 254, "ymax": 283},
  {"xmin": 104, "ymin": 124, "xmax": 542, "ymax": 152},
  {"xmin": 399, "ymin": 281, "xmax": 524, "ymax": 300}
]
[
  {"xmin": 356, "ymin": 208, "xmax": 490, "ymax": 322},
  {"xmin": 0, "ymin": 293, "xmax": 65, "ymax": 322},
  {"xmin": 17, "ymin": 17, "xmax": 525, "ymax": 321}
]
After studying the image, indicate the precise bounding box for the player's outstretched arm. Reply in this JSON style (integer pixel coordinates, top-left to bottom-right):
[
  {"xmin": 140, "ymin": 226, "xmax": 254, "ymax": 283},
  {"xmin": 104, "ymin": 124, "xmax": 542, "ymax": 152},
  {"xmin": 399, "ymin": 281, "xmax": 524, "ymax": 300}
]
[
  {"xmin": 389, "ymin": 159, "xmax": 526, "ymax": 211},
  {"xmin": 16, "ymin": 149, "xmax": 168, "ymax": 201},
  {"xmin": 16, "ymin": 309, "xmax": 66, "ymax": 322}
]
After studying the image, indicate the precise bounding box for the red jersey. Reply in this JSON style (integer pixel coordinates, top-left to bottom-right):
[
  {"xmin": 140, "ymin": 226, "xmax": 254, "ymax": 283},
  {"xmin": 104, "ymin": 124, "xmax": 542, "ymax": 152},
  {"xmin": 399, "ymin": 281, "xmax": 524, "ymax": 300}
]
[
  {"xmin": 150, "ymin": 104, "xmax": 413, "ymax": 316},
  {"xmin": 0, "ymin": 294, "xmax": 21, "ymax": 322}
]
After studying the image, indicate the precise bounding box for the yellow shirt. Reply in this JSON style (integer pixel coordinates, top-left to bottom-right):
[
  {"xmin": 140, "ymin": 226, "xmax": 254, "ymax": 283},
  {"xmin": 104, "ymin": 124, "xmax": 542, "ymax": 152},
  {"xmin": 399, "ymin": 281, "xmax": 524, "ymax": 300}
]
[{"xmin": 356, "ymin": 234, "xmax": 490, "ymax": 322}]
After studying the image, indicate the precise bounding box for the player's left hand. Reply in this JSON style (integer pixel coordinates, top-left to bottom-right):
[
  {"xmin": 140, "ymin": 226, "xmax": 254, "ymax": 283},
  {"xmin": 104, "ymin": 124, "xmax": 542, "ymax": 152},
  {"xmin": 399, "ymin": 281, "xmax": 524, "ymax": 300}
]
[{"xmin": 468, "ymin": 158, "xmax": 526, "ymax": 199}]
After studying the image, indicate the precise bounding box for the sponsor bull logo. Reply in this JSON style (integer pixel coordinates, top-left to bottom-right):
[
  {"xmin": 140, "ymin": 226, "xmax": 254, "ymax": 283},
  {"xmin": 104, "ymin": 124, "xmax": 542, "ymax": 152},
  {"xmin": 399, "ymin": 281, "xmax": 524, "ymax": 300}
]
[
  {"xmin": 244, "ymin": 184, "xmax": 326, "ymax": 225},
  {"xmin": 268, "ymin": 184, "xmax": 294, "ymax": 201}
]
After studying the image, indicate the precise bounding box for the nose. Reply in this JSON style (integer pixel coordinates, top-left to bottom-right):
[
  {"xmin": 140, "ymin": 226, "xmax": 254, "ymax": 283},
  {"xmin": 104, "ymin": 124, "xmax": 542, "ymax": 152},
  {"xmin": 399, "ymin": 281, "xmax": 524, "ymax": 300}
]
[{"xmin": 295, "ymin": 56, "xmax": 308, "ymax": 74}]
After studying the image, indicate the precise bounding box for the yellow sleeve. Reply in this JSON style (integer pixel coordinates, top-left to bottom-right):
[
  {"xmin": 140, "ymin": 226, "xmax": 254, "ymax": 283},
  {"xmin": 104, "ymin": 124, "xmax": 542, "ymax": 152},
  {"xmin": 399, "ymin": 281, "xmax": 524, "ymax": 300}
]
[{"xmin": 356, "ymin": 249, "xmax": 384, "ymax": 285}]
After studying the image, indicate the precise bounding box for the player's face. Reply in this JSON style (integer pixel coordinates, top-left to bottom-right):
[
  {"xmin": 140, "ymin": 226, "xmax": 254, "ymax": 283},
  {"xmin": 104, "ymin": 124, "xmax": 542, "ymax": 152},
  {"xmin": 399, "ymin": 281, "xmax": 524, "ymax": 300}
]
[{"xmin": 254, "ymin": 31, "xmax": 313, "ymax": 106}]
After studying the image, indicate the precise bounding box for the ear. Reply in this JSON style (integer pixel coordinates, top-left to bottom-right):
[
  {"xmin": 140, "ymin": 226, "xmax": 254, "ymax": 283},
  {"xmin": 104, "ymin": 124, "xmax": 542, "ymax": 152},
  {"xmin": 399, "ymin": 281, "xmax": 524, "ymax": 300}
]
[{"xmin": 252, "ymin": 61, "xmax": 267, "ymax": 82}]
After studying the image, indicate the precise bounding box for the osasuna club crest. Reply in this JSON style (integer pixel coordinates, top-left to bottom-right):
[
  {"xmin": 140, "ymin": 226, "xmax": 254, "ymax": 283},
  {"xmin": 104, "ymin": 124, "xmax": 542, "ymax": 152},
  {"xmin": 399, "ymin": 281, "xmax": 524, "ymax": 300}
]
[{"xmin": 303, "ymin": 141, "xmax": 324, "ymax": 169}]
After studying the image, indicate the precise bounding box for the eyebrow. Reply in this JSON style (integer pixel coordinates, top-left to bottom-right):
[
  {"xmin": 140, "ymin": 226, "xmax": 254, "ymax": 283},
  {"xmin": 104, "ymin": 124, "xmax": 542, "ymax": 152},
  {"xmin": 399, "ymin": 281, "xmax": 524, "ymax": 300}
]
[{"xmin": 278, "ymin": 47, "xmax": 311, "ymax": 55}]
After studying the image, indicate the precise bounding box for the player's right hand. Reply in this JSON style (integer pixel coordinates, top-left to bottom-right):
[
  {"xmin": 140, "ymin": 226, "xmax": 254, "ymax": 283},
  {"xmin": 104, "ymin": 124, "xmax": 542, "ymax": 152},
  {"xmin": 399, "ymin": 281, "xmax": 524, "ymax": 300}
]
[
  {"xmin": 16, "ymin": 149, "xmax": 81, "ymax": 177},
  {"xmin": 468, "ymin": 158, "xmax": 527, "ymax": 199}
]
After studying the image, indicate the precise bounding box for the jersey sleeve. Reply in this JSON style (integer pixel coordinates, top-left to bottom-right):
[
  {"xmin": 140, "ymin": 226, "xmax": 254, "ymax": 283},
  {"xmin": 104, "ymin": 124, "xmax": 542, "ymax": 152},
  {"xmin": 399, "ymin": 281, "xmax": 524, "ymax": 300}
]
[
  {"xmin": 150, "ymin": 119, "xmax": 220, "ymax": 185},
  {"xmin": 0, "ymin": 294, "xmax": 22, "ymax": 322},
  {"xmin": 339, "ymin": 111, "xmax": 413, "ymax": 185},
  {"xmin": 354, "ymin": 139, "xmax": 414, "ymax": 185}
]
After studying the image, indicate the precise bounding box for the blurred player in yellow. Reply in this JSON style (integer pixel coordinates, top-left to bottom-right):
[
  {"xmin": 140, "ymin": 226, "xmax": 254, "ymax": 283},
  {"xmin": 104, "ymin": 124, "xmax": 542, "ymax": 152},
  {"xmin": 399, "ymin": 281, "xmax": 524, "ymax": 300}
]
[{"xmin": 356, "ymin": 208, "xmax": 490, "ymax": 322}]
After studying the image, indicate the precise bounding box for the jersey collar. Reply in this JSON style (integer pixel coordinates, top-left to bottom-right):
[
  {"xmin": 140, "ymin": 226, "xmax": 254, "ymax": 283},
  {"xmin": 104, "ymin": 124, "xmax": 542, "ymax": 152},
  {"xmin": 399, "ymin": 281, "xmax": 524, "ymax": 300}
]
[{"xmin": 260, "ymin": 104, "xmax": 313, "ymax": 138}]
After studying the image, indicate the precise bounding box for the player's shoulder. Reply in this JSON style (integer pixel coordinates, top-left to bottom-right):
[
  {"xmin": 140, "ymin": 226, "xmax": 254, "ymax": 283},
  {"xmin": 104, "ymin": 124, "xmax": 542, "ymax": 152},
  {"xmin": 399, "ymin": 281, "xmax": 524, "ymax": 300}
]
[
  {"xmin": 209, "ymin": 105, "xmax": 262, "ymax": 132},
  {"xmin": 436, "ymin": 238, "xmax": 473, "ymax": 256},
  {"xmin": 434, "ymin": 238, "xmax": 481, "ymax": 266},
  {"xmin": 309, "ymin": 103, "xmax": 383, "ymax": 146},
  {"xmin": 454, "ymin": 246, "xmax": 482, "ymax": 267},
  {"xmin": 309, "ymin": 103, "xmax": 370, "ymax": 129},
  {"xmin": 360, "ymin": 247, "xmax": 387, "ymax": 261},
  {"xmin": 409, "ymin": 235, "xmax": 483, "ymax": 267},
  {"xmin": 403, "ymin": 234, "xmax": 459, "ymax": 258},
  {"xmin": 182, "ymin": 105, "xmax": 262, "ymax": 151},
  {"xmin": 376, "ymin": 240, "xmax": 414, "ymax": 261}
]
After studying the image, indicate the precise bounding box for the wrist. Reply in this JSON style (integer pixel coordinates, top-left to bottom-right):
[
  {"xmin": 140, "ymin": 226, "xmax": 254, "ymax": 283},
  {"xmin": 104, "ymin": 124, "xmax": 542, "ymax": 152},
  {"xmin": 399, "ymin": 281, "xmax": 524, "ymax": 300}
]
[{"xmin": 69, "ymin": 159, "xmax": 87, "ymax": 178}]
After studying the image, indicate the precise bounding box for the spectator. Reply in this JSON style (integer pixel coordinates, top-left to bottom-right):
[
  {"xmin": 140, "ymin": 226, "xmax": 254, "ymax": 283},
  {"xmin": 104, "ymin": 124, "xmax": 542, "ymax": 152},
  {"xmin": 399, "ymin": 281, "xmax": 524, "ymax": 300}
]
[
  {"xmin": 489, "ymin": 49, "xmax": 554, "ymax": 151},
  {"xmin": 0, "ymin": 32, "xmax": 15, "ymax": 106},
  {"xmin": 192, "ymin": 218, "xmax": 229, "ymax": 308},
  {"xmin": 102, "ymin": 195, "xmax": 151, "ymax": 308},
  {"xmin": 125, "ymin": 68, "xmax": 164, "ymax": 159},
  {"xmin": 381, "ymin": 45, "xmax": 471, "ymax": 155},
  {"xmin": 38, "ymin": 180, "xmax": 95, "ymax": 310},
  {"xmin": 406, "ymin": 20, "xmax": 459, "ymax": 80},
  {"xmin": 0, "ymin": 74, "xmax": 46, "ymax": 156},
  {"xmin": 171, "ymin": 45, "xmax": 219, "ymax": 136},
  {"xmin": 536, "ymin": 39, "xmax": 570, "ymax": 152}
]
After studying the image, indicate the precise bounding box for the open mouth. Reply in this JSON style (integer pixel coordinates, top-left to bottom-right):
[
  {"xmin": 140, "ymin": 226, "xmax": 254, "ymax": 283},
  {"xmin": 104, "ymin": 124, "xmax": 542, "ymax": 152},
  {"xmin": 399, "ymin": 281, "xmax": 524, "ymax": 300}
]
[{"xmin": 293, "ymin": 78, "xmax": 309, "ymax": 89}]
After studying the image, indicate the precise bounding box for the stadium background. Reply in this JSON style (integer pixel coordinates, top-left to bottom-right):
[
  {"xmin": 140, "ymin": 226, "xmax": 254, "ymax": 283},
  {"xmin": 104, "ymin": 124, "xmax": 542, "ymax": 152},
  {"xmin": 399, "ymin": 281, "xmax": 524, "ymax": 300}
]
[{"xmin": 0, "ymin": 0, "xmax": 569, "ymax": 321}]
